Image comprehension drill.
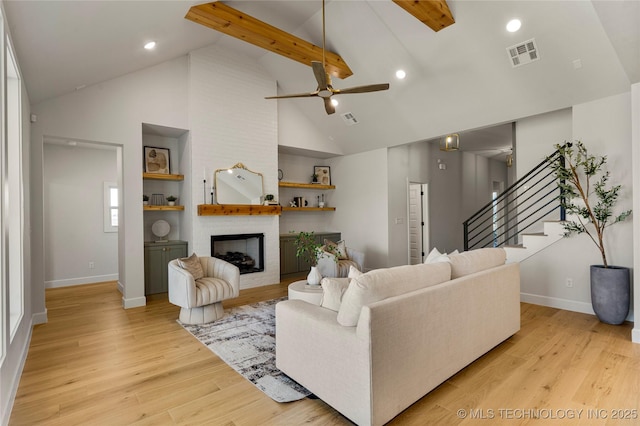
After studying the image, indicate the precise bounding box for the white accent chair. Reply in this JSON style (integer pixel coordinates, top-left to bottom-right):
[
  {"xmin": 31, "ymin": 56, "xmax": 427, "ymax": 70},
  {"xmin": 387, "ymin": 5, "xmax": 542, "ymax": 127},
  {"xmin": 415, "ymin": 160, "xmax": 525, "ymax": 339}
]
[
  {"xmin": 316, "ymin": 247, "xmax": 365, "ymax": 278},
  {"xmin": 168, "ymin": 256, "xmax": 240, "ymax": 324}
]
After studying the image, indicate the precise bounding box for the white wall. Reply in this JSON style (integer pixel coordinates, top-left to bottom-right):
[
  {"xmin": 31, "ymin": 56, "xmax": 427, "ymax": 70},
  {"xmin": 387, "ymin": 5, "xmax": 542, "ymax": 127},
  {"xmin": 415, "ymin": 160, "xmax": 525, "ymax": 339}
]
[
  {"xmin": 518, "ymin": 93, "xmax": 634, "ymax": 319},
  {"xmin": 31, "ymin": 56, "xmax": 190, "ymax": 310},
  {"xmin": 515, "ymin": 108, "xmax": 572, "ymax": 173},
  {"xmin": 43, "ymin": 144, "xmax": 118, "ymax": 287},
  {"xmin": 188, "ymin": 45, "xmax": 280, "ymax": 289},
  {"xmin": 327, "ymin": 149, "xmax": 389, "ymax": 270},
  {"xmin": 632, "ymin": 82, "xmax": 640, "ymax": 343}
]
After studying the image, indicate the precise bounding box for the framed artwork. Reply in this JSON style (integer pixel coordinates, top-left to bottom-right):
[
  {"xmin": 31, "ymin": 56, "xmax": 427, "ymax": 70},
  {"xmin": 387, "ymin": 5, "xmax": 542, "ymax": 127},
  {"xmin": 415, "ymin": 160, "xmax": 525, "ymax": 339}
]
[
  {"xmin": 314, "ymin": 166, "xmax": 331, "ymax": 185},
  {"xmin": 144, "ymin": 146, "xmax": 170, "ymax": 174}
]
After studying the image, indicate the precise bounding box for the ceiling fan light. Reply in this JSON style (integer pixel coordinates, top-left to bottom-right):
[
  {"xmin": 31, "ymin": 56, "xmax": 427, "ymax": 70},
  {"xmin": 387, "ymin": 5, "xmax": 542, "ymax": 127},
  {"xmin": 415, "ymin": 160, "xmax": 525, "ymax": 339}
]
[
  {"xmin": 396, "ymin": 69, "xmax": 406, "ymax": 79},
  {"xmin": 440, "ymin": 133, "xmax": 460, "ymax": 151},
  {"xmin": 331, "ymin": 98, "xmax": 339, "ymax": 107}
]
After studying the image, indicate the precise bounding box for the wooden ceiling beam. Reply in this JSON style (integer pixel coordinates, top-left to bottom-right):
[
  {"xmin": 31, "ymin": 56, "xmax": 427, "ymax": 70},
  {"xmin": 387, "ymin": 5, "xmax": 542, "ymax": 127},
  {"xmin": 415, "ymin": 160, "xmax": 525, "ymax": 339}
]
[
  {"xmin": 392, "ymin": 0, "xmax": 455, "ymax": 32},
  {"xmin": 185, "ymin": 2, "xmax": 353, "ymax": 80}
]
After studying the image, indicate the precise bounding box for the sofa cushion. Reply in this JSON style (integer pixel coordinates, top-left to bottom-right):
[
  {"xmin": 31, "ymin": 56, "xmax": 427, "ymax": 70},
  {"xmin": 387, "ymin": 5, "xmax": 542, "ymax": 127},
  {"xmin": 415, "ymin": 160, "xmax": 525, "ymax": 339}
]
[
  {"xmin": 177, "ymin": 253, "xmax": 205, "ymax": 280},
  {"xmin": 337, "ymin": 262, "xmax": 451, "ymax": 326},
  {"xmin": 348, "ymin": 265, "xmax": 363, "ymax": 278},
  {"xmin": 448, "ymin": 248, "xmax": 506, "ymax": 279},
  {"xmin": 320, "ymin": 277, "xmax": 351, "ymax": 312}
]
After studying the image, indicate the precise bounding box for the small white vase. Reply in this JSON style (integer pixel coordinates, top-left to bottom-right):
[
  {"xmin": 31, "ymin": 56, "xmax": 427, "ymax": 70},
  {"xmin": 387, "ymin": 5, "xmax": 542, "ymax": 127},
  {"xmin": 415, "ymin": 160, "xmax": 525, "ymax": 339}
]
[
  {"xmin": 307, "ymin": 266, "xmax": 322, "ymax": 286},
  {"xmin": 168, "ymin": 201, "xmax": 175, "ymax": 206}
]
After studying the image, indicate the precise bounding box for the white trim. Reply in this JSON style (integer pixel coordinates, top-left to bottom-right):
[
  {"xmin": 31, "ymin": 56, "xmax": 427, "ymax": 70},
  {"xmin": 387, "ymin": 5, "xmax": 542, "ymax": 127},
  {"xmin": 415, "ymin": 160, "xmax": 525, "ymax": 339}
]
[
  {"xmin": 122, "ymin": 296, "xmax": 146, "ymax": 309},
  {"xmin": 1, "ymin": 315, "xmax": 32, "ymax": 426},
  {"xmin": 633, "ymin": 328, "xmax": 640, "ymax": 344},
  {"xmin": 32, "ymin": 310, "xmax": 48, "ymax": 325},
  {"xmin": 45, "ymin": 274, "xmax": 119, "ymax": 288},
  {"xmin": 521, "ymin": 292, "xmax": 634, "ymax": 322}
]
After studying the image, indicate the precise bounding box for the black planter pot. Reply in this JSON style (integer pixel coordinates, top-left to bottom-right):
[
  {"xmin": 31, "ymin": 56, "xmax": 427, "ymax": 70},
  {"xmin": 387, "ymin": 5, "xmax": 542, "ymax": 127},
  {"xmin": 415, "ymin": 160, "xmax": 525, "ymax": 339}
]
[{"xmin": 590, "ymin": 265, "xmax": 630, "ymax": 325}]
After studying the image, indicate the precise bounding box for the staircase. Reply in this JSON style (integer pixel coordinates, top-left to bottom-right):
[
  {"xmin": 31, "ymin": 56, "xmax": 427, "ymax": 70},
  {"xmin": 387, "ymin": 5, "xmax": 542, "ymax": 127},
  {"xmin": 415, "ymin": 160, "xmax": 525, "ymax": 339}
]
[
  {"xmin": 463, "ymin": 147, "xmax": 567, "ymax": 262},
  {"xmin": 503, "ymin": 221, "xmax": 564, "ymax": 263}
]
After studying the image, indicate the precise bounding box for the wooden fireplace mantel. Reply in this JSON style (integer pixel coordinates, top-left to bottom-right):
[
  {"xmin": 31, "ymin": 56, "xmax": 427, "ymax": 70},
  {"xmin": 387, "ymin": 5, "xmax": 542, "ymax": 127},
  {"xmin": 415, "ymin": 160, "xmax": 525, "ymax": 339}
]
[{"xmin": 197, "ymin": 204, "xmax": 282, "ymax": 216}]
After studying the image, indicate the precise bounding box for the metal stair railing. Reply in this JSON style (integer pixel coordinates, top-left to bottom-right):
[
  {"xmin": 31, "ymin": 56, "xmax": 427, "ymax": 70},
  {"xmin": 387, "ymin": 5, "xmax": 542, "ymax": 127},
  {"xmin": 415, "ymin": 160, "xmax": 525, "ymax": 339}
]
[{"xmin": 463, "ymin": 147, "xmax": 566, "ymax": 251}]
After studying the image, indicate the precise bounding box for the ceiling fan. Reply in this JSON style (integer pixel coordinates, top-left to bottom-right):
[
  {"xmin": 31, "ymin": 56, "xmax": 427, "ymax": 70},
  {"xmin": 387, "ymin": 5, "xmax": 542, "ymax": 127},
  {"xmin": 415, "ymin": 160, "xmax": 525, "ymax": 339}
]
[{"xmin": 265, "ymin": 0, "xmax": 390, "ymax": 115}]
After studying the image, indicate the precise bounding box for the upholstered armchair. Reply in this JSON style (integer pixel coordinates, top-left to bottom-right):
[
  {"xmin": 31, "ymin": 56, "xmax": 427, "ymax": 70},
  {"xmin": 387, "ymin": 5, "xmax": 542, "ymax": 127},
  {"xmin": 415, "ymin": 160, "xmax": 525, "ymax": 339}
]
[
  {"xmin": 316, "ymin": 247, "xmax": 365, "ymax": 278},
  {"xmin": 168, "ymin": 255, "xmax": 240, "ymax": 324}
]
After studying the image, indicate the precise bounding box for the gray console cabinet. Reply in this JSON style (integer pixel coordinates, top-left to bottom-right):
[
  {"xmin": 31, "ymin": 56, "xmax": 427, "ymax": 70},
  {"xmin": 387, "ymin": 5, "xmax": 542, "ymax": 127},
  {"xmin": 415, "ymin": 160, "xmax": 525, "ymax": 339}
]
[
  {"xmin": 280, "ymin": 232, "xmax": 340, "ymax": 279},
  {"xmin": 144, "ymin": 240, "xmax": 188, "ymax": 295}
]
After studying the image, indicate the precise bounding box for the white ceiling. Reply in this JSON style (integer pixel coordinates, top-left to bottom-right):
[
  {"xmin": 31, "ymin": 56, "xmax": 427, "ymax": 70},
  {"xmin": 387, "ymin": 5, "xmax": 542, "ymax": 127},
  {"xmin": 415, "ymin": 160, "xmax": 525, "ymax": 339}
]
[{"xmin": 3, "ymin": 0, "xmax": 638, "ymax": 157}]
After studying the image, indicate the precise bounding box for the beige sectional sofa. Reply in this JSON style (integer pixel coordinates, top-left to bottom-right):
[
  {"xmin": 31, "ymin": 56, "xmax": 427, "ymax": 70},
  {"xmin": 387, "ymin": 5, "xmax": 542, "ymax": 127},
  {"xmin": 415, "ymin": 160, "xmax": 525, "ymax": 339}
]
[{"xmin": 275, "ymin": 248, "xmax": 520, "ymax": 426}]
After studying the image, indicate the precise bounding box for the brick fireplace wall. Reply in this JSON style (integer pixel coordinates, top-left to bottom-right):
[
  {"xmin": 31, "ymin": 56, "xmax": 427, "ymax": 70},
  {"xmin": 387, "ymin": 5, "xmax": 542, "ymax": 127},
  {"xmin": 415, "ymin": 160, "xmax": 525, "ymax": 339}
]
[{"xmin": 188, "ymin": 45, "xmax": 280, "ymax": 289}]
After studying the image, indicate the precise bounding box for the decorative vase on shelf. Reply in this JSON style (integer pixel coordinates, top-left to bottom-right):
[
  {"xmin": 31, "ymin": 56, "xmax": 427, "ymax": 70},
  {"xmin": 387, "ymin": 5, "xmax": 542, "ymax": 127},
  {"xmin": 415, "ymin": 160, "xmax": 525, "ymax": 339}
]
[
  {"xmin": 307, "ymin": 266, "xmax": 322, "ymax": 286},
  {"xmin": 168, "ymin": 201, "xmax": 175, "ymax": 206}
]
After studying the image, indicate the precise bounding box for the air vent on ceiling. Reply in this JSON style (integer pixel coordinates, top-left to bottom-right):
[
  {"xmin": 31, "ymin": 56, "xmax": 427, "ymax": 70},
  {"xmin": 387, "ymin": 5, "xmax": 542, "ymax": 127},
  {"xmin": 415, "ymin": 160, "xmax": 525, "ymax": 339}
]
[
  {"xmin": 341, "ymin": 112, "xmax": 359, "ymax": 126},
  {"xmin": 507, "ymin": 38, "xmax": 539, "ymax": 68}
]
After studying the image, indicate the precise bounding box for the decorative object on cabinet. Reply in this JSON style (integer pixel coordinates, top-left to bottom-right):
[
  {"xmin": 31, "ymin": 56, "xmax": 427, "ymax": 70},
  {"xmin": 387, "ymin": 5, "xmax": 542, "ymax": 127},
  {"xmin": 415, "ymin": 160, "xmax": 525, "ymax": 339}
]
[
  {"xmin": 144, "ymin": 146, "xmax": 170, "ymax": 174},
  {"xmin": 151, "ymin": 219, "xmax": 170, "ymax": 242},
  {"xmin": 144, "ymin": 240, "xmax": 187, "ymax": 295},
  {"xmin": 314, "ymin": 166, "xmax": 331, "ymax": 185},
  {"xmin": 215, "ymin": 163, "xmax": 264, "ymax": 205}
]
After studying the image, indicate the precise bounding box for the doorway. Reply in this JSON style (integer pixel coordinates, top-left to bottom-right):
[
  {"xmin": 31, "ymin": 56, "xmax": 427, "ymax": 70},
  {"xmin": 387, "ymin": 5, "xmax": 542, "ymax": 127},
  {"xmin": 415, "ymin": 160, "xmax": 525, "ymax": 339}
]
[{"xmin": 408, "ymin": 183, "xmax": 429, "ymax": 264}]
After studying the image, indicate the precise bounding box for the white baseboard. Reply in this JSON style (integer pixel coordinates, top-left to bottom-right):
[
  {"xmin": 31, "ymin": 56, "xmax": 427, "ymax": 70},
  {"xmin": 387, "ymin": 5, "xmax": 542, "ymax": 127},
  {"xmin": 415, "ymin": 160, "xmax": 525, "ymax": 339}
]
[
  {"xmin": 45, "ymin": 274, "xmax": 119, "ymax": 288},
  {"xmin": 32, "ymin": 309, "xmax": 48, "ymax": 325},
  {"xmin": 1, "ymin": 316, "xmax": 34, "ymax": 426},
  {"xmin": 122, "ymin": 296, "xmax": 146, "ymax": 309},
  {"xmin": 521, "ymin": 292, "xmax": 635, "ymax": 322},
  {"xmin": 632, "ymin": 328, "xmax": 640, "ymax": 344}
]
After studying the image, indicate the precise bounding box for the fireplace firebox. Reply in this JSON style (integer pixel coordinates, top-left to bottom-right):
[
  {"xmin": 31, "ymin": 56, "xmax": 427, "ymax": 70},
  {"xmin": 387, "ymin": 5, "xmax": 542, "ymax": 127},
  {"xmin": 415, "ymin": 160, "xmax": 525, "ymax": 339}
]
[{"xmin": 211, "ymin": 233, "xmax": 264, "ymax": 275}]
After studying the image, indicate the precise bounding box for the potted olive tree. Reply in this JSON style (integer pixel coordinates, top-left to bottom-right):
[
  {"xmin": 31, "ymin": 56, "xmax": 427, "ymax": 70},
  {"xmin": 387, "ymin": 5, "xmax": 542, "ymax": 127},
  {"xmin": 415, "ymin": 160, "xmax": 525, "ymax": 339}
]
[{"xmin": 548, "ymin": 141, "xmax": 632, "ymax": 324}]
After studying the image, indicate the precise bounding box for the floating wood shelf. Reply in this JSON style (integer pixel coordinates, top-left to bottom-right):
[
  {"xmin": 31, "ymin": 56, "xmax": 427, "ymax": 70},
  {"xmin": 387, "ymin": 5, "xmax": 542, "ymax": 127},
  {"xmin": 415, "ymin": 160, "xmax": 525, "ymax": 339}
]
[
  {"xmin": 143, "ymin": 173, "xmax": 184, "ymax": 181},
  {"xmin": 198, "ymin": 204, "xmax": 282, "ymax": 216},
  {"xmin": 281, "ymin": 207, "xmax": 336, "ymax": 212},
  {"xmin": 278, "ymin": 181, "xmax": 335, "ymax": 190},
  {"xmin": 144, "ymin": 205, "xmax": 185, "ymax": 211}
]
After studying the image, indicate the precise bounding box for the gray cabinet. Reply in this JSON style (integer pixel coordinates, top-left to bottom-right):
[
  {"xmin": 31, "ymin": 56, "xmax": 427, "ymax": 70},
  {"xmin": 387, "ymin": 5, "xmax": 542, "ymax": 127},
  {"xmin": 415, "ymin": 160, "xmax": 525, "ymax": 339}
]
[
  {"xmin": 280, "ymin": 232, "xmax": 340, "ymax": 279},
  {"xmin": 144, "ymin": 240, "xmax": 188, "ymax": 295}
]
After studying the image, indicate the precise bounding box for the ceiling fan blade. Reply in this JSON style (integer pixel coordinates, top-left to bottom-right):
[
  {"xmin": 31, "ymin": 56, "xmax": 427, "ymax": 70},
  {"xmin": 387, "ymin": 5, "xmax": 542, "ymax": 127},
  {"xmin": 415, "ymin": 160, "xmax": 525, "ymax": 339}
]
[
  {"xmin": 265, "ymin": 92, "xmax": 317, "ymax": 99},
  {"xmin": 312, "ymin": 61, "xmax": 329, "ymax": 90},
  {"xmin": 323, "ymin": 98, "xmax": 336, "ymax": 115},
  {"xmin": 335, "ymin": 83, "xmax": 390, "ymax": 95}
]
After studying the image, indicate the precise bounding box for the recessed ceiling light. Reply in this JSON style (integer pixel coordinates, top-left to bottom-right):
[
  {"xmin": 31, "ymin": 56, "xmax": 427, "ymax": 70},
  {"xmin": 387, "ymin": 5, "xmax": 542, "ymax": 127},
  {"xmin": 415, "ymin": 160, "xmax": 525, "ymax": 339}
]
[
  {"xmin": 144, "ymin": 41, "xmax": 156, "ymax": 50},
  {"xmin": 331, "ymin": 99, "xmax": 339, "ymax": 107},
  {"xmin": 506, "ymin": 19, "xmax": 521, "ymax": 33},
  {"xmin": 396, "ymin": 69, "xmax": 406, "ymax": 79}
]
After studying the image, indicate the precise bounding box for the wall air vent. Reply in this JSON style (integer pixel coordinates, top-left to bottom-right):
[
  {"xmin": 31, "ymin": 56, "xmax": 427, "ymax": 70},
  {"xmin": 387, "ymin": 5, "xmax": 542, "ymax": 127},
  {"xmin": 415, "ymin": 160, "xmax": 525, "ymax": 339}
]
[
  {"xmin": 507, "ymin": 38, "xmax": 540, "ymax": 68},
  {"xmin": 341, "ymin": 112, "xmax": 359, "ymax": 126}
]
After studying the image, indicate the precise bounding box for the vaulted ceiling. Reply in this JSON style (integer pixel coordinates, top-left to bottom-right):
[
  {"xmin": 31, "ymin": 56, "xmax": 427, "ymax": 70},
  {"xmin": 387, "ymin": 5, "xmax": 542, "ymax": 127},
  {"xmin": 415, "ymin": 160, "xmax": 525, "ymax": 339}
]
[{"xmin": 3, "ymin": 1, "xmax": 638, "ymax": 157}]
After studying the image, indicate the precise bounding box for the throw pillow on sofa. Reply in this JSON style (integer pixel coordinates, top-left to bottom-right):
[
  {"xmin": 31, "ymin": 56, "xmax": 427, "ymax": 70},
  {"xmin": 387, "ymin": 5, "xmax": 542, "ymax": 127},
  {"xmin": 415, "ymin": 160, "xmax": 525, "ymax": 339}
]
[
  {"xmin": 448, "ymin": 248, "xmax": 506, "ymax": 279},
  {"xmin": 337, "ymin": 262, "xmax": 452, "ymax": 327},
  {"xmin": 320, "ymin": 277, "xmax": 351, "ymax": 312},
  {"xmin": 348, "ymin": 265, "xmax": 363, "ymax": 278},
  {"xmin": 324, "ymin": 239, "xmax": 349, "ymax": 259},
  {"xmin": 424, "ymin": 247, "xmax": 459, "ymax": 264}
]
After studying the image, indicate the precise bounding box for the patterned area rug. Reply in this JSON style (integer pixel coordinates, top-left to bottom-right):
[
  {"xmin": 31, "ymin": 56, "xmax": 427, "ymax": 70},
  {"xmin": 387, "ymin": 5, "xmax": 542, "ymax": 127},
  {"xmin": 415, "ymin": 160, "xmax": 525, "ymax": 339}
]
[{"xmin": 179, "ymin": 297, "xmax": 311, "ymax": 402}]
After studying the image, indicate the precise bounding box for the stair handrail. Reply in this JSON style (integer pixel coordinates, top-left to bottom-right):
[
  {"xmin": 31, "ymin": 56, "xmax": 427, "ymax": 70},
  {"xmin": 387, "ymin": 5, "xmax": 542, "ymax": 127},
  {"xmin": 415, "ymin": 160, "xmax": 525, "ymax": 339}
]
[{"xmin": 463, "ymin": 146, "xmax": 566, "ymax": 251}]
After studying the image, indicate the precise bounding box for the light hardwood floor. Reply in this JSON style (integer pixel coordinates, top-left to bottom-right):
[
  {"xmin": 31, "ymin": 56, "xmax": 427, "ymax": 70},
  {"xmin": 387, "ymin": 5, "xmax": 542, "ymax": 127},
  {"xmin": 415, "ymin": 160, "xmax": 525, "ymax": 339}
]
[{"xmin": 9, "ymin": 280, "xmax": 640, "ymax": 425}]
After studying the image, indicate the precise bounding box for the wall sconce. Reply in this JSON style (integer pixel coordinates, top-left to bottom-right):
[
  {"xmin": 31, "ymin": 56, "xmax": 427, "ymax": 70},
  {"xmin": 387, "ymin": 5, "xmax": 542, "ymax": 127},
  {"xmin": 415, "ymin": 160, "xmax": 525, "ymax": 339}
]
[
  {"xmin": 506, "ymin": 152, "xmax": 513, "ymax": 167},
  {"xmin": 440, "ymin": 133, "xmax": 460, "ymax": 151}
]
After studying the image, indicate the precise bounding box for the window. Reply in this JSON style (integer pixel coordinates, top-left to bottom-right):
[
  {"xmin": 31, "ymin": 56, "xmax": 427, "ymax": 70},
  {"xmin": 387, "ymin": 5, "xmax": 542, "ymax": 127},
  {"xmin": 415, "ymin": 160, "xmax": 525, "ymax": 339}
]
[{"xmin": 103, "ymin": 182, "xmax": 118, "ymax": 232}]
